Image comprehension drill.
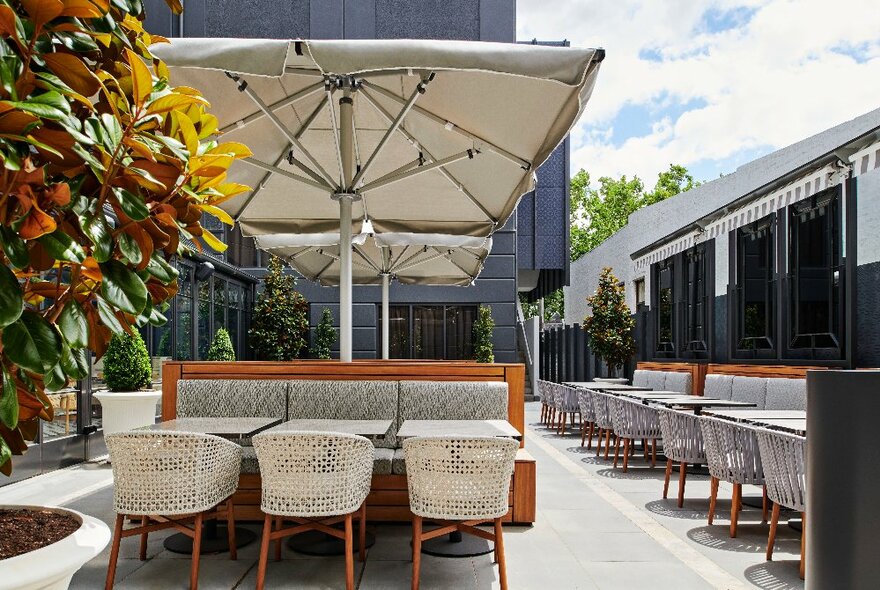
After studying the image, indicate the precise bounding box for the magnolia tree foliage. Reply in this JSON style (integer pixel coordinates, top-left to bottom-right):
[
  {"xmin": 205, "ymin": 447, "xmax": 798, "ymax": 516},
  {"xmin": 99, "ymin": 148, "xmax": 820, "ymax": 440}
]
[
  {"xmin": 0, "ymin": 0, "xmax": 251, "ymax": 474},
  {"xmin": 472, "ymin": 304, "xmax": 495, "ymax": 363},
  {"xmin": 583, "ymin": 267, "xmax": 635, "ymax": 374},
  {"xmin": 206, "ymin": 327, "xmax": 235, "ymax": 361},
  {"xmin": 310, "ymin": 307, "xmax": 335, "ymax": 359},
  {"xmin": 249, "ymin": 256, "xmax": 309, "ymax": 361},
  {"xmin": 102, "ymin": 331, "xmax": 150, "ymax": 392}
]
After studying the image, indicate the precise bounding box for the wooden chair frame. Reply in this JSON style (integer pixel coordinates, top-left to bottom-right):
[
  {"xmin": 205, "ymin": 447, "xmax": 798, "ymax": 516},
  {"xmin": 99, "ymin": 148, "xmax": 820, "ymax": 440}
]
[
  {"xmin": 256, "ymin": 502, "xmax": 367, "ymax": 590},
  {"xmin": 105, "ymin": 499, "xmax": 236, "ymax": 590}
]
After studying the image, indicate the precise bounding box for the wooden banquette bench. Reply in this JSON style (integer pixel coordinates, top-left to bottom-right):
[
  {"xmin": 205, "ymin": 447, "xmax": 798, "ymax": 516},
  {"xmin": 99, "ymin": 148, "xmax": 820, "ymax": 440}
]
[{"xmin": 161, "ymin": 361, "xmax": 536, "ymax": 525}]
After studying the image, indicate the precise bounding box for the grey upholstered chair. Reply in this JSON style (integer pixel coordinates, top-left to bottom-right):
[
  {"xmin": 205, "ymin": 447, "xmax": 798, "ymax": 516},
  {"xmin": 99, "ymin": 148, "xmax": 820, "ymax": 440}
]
[
  {"xmin": 703, "ymin": 374, "xmax": 734, "ymax": 400},
  {"xmin": 756, "ymin": 428, "xmax": 807, "ymax": 579},
  {"xmin": 657, "ymin": 407, "xmax": 706, "ymax": 506},
  {"xmin": 105, "ymin": 431, "xmax": 242, "ymax": 590},
  {"xmin": 608, "ymin": 396, "xmax": 662, "ymax": 471},
  {"xmin": 700, "ymin": 416, "xmax": 766, "ymax": 537}
]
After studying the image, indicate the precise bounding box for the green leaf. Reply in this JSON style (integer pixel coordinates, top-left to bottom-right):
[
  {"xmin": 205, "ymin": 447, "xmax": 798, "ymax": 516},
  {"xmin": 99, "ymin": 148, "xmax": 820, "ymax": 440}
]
[
  {"xmin": 37, "ymin": 230, "xmax": 86, "ymax": 263},
  {"xmin": 3, "ymin": 310, "xmax": 63, "ymax": 375},
  {"xmin": 96, "ymin": 298, "xmax": 125, "ymax": 334},
  {"xmin": 58, "ymin": 300, "xmax": 88, "ymax": 349},
  {"xmin": 0, "ymin": 364, "xmax": 18, "ymax": 429},
  {"xmin": 12, "ymin": 91, "xmax": 70, "ymax": 121},
  {"xmin": 0, "ymin": 264, "xmax": 23, "ymax": 329},
  {"xmin": 43, "ymin": 361, "xmax": 67, "ymax": 392},
  {"xmin": 99, "ymin": 260, "xmax": 148, "ymax": 315},
  {"xmin": 115, "ymin": 188, "xmax": 149, "ymax": 221},
  {"xmin": 60, "ymin": 344, "xmax": 88, "ymax": 380},
  {"xmin": 0, "ymin": 439, "xmax": 10, "ymax": 472},
  {"xmin": 0, "ymin": 225, "xmax": 28, "ymax": 269},
  {"xmin": 118, "ymin": 231, "xmax": 142, "ymax": 266},
  {"xmin": 80, "ymin": 213, "xmax": 112, "ymax": 262},
  {"xmin": 146, "ymin": 253, "xmax": 178, "ymax": 283}
]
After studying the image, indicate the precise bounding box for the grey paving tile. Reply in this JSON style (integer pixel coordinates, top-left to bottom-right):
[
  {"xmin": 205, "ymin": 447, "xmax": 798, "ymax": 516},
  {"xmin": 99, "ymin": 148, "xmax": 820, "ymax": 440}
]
[
  {"xmin": 359, "ymin": 557, "xmax": 478, "ymax": 589},
  {"xmin": 587, "ymin": 561, "xmax": 715, "ymax": 590}
]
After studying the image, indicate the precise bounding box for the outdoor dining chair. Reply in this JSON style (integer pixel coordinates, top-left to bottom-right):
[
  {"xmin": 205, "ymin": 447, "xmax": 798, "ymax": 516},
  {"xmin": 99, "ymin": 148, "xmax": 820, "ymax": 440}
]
[
  {"xmin": 608, "ymin": 396, "xmax": 662, "ymax": 472},
  {"xmin": 576, "ymin": 389, "xmax": 597, "ymax": 449},
  {"xmin": 404, "ymin": 436, "xmax": 518, "ymax": 590},
  {"xmin": 252, "ymin": 431, "xmax": 374, "ymax": 590},
  {"xmin": 756, "ymin": 427, "xmax": 807, "ymax": 579},
  {"xmin": 555, "ymin": 384, "xmax": 581, "ymax": 436},
  {"xmin": 657, "ymin": 407, "xmax": 706, "ymax": 507},
  {"xmin": 104, "ymin": 431, "xmax": 242, "ymax": 590},
  {"xmin": 590, "ymin": 389, "xmax": 617, "ymax": 459},
  {"xmin": 700, "ymin": 416, "xmax": 767, "ymax": 537}
]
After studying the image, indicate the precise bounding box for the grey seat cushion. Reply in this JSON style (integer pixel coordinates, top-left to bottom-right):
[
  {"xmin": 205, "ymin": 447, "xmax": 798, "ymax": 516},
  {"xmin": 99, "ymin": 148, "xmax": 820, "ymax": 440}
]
[
  {"xmin": 392, "ymin": 448, "xmax": 407, "ymax": 475},
  {"xmin": 240, "ymin": 446, "xmax": 259, "ymax": 474},
  {"xmin": 176, "ymin": 379, "xmax": 288, "ymax": 420},
  {"xmin": 646, "ymin": 371, "xmax": 667, "ymax": 391},
  {"xmin": 765, "ymin": 378, "xmax": 806, "ymax": 410},
  {"xmin": 731, "ymin": 376, "xmax": 768, "ymax": 409},
  {"xmin": 398, "ymin": 381, "xmax": 509, "ymax": 422},
  {"xmin": 632, "ymin": 370, "xmax": 649, "ymax": 388},
  {"xmin": 664, "ymin": 372, "xmax": 692, "ymax": 394},
  {"xmin": 286, "ymin": 380, "xmax": 399, "ymax": 449},
  {"xmin": 704, "ymin": 375, "xmax": 734, "ymax": 400}
]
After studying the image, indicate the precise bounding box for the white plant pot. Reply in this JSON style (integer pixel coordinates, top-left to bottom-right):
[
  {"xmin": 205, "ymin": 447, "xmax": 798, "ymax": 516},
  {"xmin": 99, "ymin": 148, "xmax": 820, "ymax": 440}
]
[
  {"xmin": 0, "ymin": 505, "xmax": 110, "ymax": 590},
  {"xmin": 93, "ymin": 390, "xmax": 161, "ymax": 435}
]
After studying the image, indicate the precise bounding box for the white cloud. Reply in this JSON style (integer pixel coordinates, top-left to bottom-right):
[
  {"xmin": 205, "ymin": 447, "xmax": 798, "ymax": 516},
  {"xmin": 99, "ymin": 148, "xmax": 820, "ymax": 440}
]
[{"xmin": 518, "ymin": 0, "xmax": 880, "ymax": 184}]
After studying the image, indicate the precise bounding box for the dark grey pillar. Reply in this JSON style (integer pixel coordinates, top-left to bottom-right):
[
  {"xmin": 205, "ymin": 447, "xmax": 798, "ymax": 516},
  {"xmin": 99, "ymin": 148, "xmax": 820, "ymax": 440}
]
[{"xmin": 807, "ymin": 369, "xmax": 880, "ymax": 589}]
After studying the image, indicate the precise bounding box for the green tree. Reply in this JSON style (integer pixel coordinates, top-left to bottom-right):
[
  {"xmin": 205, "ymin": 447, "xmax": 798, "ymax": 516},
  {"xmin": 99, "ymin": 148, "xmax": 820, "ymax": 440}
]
[
  {"xmin": 472, "ymin": 305, "xmax": 495, "ymax": 363},
  {"xmin": 207, "ymin": 328, "xmax": 236, "ymax": 361},
  {"xmin": 570, "ymin": 165, "xmax": 699, "ymax": 260},
  {"xmin": 103, "ymin": 332, "xmax": 152, "ymax": 392},
  {"xmin": 249, "ymin": 256, "xmax": 310, "ymax": 360},
  {"xmin": 583, "ymin": 268, "xmax": 635, "ymax": 375},
  {"xmin": 311, "ymin": 308, "xmax": 337, "ymax": 359},
  {"xmin": 519, "ymin": 289, "xmax": 564, "ymax": 322}
]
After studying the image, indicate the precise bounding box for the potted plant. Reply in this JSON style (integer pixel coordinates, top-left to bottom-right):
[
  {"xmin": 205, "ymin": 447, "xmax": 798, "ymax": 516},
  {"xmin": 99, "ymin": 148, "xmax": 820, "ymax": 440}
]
[
  {"xmin": 0, "ymin": 0, "xmax": 249, "ymax": 585},
  {"xmin": 473, "ymin": 305, "xmax": 495, "ymax": 363},
  {"xmin": 207, "ymin": 328, "xmax": 236, "ymax": 361},
  {"xmin": 310, "ymin": 308, "xmax": 337, "ymax": 359},
  {"xmin": 583, "ymin": 268, "xmax": 636, "ymax": 378},
  {"xmin": 93, "ymin": 332, "xmax": 158, "ymax": 436}
]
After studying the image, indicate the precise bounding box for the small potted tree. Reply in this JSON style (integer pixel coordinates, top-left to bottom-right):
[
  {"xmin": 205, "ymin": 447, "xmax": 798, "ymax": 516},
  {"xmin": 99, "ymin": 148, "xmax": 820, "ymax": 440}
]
[
  {"xmin": 473, "ymin": 305, "xmax": 495, "ymax": 363},
  {"xmin": 249, "ymin": 256, "xmax": 310, "ymax": 360},
  {"xmin": 310, "ymin": 308, "xmax": 337, "ymax": 359},
  {"xmin": 207, "ymin": 328, "xmax": 236, "ymax": 361},
  {"xmin": 94, "ymin": 332, "xmax": 158, "ymax": 436},
  {"xmin": 583, "ymin": 267, "xmax": 636, "ymax": 379}
]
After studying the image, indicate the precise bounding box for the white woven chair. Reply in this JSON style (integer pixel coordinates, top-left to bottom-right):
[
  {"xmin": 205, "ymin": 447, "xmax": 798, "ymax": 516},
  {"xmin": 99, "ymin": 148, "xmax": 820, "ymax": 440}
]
[
  {"xmin": 576, "ymin": 389, "xmax": 597, "ymax": 448},
  {"xmin": 657, "ymin": 407, "xmax": 706, "ymax": 507},
  {"xmin": 404, "ymin": 436, "xmax": 518, "ymax": 590},
  {"xmin": 609, "ymin": 397, "xmax": 662, "ymax": 472},
  {"xmin": 105, "ymin": 431, "xmax": 242, "ymax": 590},
  {"xmin": 700, "ymin": 416, "xmax": 766, "ymax": 538},
  {"xmin": 555, "ymin": 384, "xmax": 581, "ymax": 435},
  {"xmin": 590, "ymin": 389, "xmax": 616, "ymax": 459},
  {"xmin": 756, "ymin": 428, "xmax": 807, "ymax": 579},
  {"xmin": 253, "ymin": 431, "xmax": 374, "ymax": 590}
]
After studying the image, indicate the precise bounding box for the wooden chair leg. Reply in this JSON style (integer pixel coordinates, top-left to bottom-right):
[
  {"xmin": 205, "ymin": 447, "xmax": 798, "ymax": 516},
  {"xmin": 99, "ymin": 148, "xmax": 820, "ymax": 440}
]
[
  {"xmin": 359, "ymin": 502, "xmax": 367, "ymax": 562},
  {"xmin": 677, "ymin": 462, "xmax": 688, "ymax": 508},
  {"xmin": 766, "ymin": 503, "xmax": 780, "ymax": 561},
  {"xmin": 708, "ymin": 477, "xmax": 719, "ymax": 525},
  {"xmin": 622, "ymin": 438, "xmax": 631, "ymax": 472},
  {"xmin": 190, "ymin": 512, "xmax": 203, "ymax": 590},
  {"xmin": 587, "ymin": 422, "xmax": 595, "ymax": 449},
  {"xmin": 613, "ymin": 436, "xmax": 622, "ymax": 468},
  {"xmin": 226, "ymin": 499, "xmax": 237, "ymax": 561},
  {"xmin": 643, "ymin": 438, "xmax": 650, "ymax": 462},
  {"xmin": 412, "ymin": 515, "xmax": 422, "ymax": 590},
  {"xmin": 604, "ymin": 430, "xmax": 612, "ymax": 459},
  {"xmin": 344, "ymin": 513, "xmax": 354, "ymax": 590},
  {"xmin": 580, "ymin": 421, "xmax": 588, "ymax": 447},
  {"xmin": 651, "ymin": 439, "xmax": 657, "ymax": 468},
  {"xmin": 595, "ymin": 428, "xmax": 603, "ymax": 456},
  {"xmin": 256, "ymin": 513, "xmax": 272, "ymax": 590},
  {"xmin": 662, "ymin": 458, "xmax": 673, "ymax": 499},
  {"xmin": 799, "ymin": 512, "xmax": 806, "ymax": 580},
  {"xmin": 274, "ymin": 516, "xmax": 282, "ymax": 561},
  {"xmin": 494, "ymin": 517, "xmax": 508, "ymax": 590},
  {"xmin": 139, "ymin": 516, "xmax": 148, "ymax": 561},
  {"xmin": 730, "ymin": 483, "xmax": 742, "ymax": 538},
  {"xmin": 105, "ymin": 514, "xmax": 124, "ymax": 590}
]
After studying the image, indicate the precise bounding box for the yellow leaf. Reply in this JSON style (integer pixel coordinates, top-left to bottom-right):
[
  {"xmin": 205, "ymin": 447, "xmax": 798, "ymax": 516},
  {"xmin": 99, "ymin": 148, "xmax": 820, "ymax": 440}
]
[
  {"xmin": 155, "ymin": 60, "xmax": 170, "ymax": 81},
  {"xmin": 198, "ymin": 113, "xmax": 218, "ymax": 139},
  {"xmin": 201, "ymin": 229, "xmax": 227, "ymax": 253},
  {"xmin": 176, "ymin": 112, "xmax": 199, "ymax": 156},
  {"xmin": 126, "ymin": 48, "xmax": 153, "ymax": 109},
  {"xmin": 215, "ymin": 182, "xmax": 249, "ymax": 197},
  {"xmin": 147, "ymin": 93, "xmax": 207, "ymax": 115},
  {"xmin": 208, "ymin": 142, "xmax": 252, "ymax": 158},
  {"xmin": 189, "ymin": 154, "xmax": 232, "ymax": 178},
  {"xmin": 200, "ymin": 204, "xmax": 234, "ymax": 226}
]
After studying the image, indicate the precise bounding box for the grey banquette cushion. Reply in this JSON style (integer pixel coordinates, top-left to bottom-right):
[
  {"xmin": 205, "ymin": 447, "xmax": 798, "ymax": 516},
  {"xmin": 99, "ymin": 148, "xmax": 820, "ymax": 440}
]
[
  {"xmin": 176, "ymin": 379, "xmax": 287, "ymax": 419},
  {"xmin": 703, "ymin": 374, "xmax": 734, "ymax": 400},
  {"xmin": 663, "ymin": 372, "xmax": 692, "ymax": 394},
  {"xmin": 731, "ymin": 376, "xmax": 768, "ymax": 409},
  {"xmin": 764, "ymin": 378, "xmax": 806, "ymax": 411},
  {"xmin": 646, "ymin": 371, "xmax": 667, "ymax": 391},
  {"xmin": 632, "ymin": 370, "xmax": 649, "ymax": 388}
]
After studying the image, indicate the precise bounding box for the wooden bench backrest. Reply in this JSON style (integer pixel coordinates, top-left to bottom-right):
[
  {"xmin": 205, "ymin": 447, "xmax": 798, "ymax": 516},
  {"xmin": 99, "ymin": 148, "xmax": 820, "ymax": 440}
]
[{"xmin": 706, "ymin": 363, "xmax": 822, "ymax": 380}]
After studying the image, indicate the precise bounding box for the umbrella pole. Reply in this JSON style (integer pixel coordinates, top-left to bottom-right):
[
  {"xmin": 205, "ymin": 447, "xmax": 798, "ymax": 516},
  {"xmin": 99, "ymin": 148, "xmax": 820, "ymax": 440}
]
[
  {"xmin": 381, "ymin": 273, "xmax": 390, "ymax": 360},
  {"xmin": 338, "ymin": 86, "xmax": 355, "ymax": 362}
]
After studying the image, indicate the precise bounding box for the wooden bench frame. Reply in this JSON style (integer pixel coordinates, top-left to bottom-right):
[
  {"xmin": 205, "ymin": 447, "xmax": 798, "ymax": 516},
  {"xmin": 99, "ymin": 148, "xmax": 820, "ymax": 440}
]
[{"xmin": 161, "ymin": 360, "xmax": 536, "ymax": 525}]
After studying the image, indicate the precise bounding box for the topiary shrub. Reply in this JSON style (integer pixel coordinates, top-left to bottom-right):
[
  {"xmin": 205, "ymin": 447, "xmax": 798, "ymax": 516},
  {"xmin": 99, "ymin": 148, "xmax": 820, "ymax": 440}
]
[
  {"xmin": 473, "ymin": 305, "xmax": 495, "ymax": 363},
  {"xmin": 103, "ymin": 332, "xmax": 152, "ymax": 392},
  {"xmin": 310, "ymin": 308, "xmax": 337, "ymax": 359},
  {"xmin": 207, "ymin": 328, "xmax": 236, "ymax": 361},
  {"xmin": 583, "ymin": 267, "xmax": 636, "ymax": 376},
  {"xmin": 249, "ymin": 256, "xmax": 310, "ymax": 360}
]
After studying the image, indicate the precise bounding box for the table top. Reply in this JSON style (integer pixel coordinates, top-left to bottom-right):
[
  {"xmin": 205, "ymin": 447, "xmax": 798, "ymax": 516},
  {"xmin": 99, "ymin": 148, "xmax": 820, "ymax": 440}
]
[
  {"xmin": 618, "ymin": 391, "xmax": 691, "ymax": 400},
  {"xmin": 144, "ymin": 417, "xmax": 281, "ymax": 438},
  {"xmin": 758, "ymin": 418, "xmax": 807, "ymax": 435},
  {"xmin": 397, "ymin": 420, "xmax": 522, "ymax": 441},
  {"xmin": 564, "ymin": 382, "xmax": 652, "ymax": 391},
  {"xmin": 703, "ymin": 409, "xmax": 807, "ymax": 421},
  {"xmin": 266, "ymin": 419, "xmax": 393, "ymax": 438},
  {"xmin": 650, "ymin": 398, "xmax": 758, "ymax": 409}
]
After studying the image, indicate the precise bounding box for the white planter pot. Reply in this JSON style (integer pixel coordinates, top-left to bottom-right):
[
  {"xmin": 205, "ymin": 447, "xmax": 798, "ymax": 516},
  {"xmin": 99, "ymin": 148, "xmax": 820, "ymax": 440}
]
[
  {"xmin": 93, "ymin": 390, "xmax": 161, "ymax": 435},
  {"xmin": 0, "ymin": 505, "xmax": 110, "ymax": 590}
]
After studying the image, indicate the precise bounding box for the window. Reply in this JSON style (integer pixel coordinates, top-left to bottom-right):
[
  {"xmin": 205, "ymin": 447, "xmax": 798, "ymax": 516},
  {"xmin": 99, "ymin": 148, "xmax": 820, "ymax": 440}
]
[
  {"xmin": 682, "ymin": 245, "xmax": 710, "ymax": 353},
  {"xmin": 634, "ymin": 278, "xmax": 646, "ymax": 308},
  {"xmin": 787, "ymin": 188, "xmax": 842, "ymax": 350},
  {"xmin": 654, "ymin": 260, "xmax": 675, "ymax": 354},
  {"xmin": 735, "ymin": 214, "xmax": 776, "ymax": 352},
  {"xmin": 378, "ymin": 304, "xmax": 477, "ymax": 359}
]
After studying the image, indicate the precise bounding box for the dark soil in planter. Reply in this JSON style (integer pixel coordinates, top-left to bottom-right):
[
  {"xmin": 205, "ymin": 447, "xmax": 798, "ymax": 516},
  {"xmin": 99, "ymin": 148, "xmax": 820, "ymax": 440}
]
[{"xmin": 0, "ymin": 508, "xmax": 80, "ymax": 559}]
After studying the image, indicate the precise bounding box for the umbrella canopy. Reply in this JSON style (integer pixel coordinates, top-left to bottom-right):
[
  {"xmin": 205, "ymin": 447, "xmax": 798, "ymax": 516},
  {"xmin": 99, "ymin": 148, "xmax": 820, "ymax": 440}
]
[{"xmin": 152, "ymin": 38, "xmax": 603, "ymax": 360}]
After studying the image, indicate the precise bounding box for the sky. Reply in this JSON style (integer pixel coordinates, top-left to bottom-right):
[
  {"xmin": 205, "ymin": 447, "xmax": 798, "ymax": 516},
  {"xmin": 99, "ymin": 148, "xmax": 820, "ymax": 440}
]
[{"xmin": 517, "ymin": 0, "xmax": 880, "ymax": 186}]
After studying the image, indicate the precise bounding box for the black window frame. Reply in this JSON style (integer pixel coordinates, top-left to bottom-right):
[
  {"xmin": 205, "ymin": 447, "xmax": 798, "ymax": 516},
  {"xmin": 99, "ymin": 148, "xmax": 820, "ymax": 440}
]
[
  {"xmin": 377, "ymin": 303, "xmax": 478, "ymax": 360},
  {"xmin": 652, "ymin": 258, "xmax": 676, "ymax": 358},
  {"xmin": 731, "ymin": 212, "xmax": 777, "ymax": 359},
  {"xmin": 680, "ymin": 242, "xmax": 713, "ymax": 358}
]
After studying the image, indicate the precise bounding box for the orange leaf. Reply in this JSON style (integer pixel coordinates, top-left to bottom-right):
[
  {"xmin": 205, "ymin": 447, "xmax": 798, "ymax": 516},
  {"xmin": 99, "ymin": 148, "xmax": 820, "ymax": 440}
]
[
  {"xmin": 44, "ymin": 183, "xmax": 70, "ymax": 206},
  {"xmin": 42, "ymin": 52, "xmax": 101, "ymax": 97},
  {"xmin": 0, "ymin": 109, "xmax": 39, "ymax": 135},
  {"xmin": 18, "ymin": 201, "xmax": 56, "ymax": 240},
  {"xmin": 124, "ymin": 224, "xmax": 153, "ymax": 271},
  {"xmin": 59, "ymin": 0, "xmax": 105, "ymax": 18},
  {"xmin": 123, "ymin": 137, "xmax": 156, "ymax": 162},
  {"xmin": 20, "ymin": 0, "xmax": 63, "ymax": 30},
  {"xmin": 126, "ymin": 48, "xmax": 153, "ymax": 109},
  {"xmin": 81, "ymin": 256, "xmax": 102, "ymax": 281},
  {"xmin": 0, "ymin": 6, "xmax": 20, "ymax": 45}
]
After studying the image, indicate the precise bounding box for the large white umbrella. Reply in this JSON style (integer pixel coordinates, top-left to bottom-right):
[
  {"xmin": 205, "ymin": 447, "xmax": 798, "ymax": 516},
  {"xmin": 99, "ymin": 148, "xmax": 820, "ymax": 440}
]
[
  {"xmin": 257, "ymin": 234, "xmax": 492, "ymax": 359},
  {"xmin": 153, "ymin": 38, "xmax": 603, "ymax": 360}
]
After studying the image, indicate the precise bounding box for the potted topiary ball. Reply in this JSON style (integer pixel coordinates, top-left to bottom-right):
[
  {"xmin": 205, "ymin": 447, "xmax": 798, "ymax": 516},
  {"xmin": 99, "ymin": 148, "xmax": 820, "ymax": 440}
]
[{"xmin": 93, "ymin": 332, "xmax": 160, "ymax": 436}]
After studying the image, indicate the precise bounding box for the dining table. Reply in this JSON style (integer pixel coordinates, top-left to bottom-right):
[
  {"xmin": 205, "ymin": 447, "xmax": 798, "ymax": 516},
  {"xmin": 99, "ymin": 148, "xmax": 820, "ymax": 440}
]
[
  {"xmin": 702, "ymin": 409, "xmax": 806, "ymax": 422},
  {"xmin": 564, "ymin": 381, "xmax": 652, "ymax": 391},
  {"xmin": 649, "ymin": 397, "xmax": 758, "ymax": 414}
]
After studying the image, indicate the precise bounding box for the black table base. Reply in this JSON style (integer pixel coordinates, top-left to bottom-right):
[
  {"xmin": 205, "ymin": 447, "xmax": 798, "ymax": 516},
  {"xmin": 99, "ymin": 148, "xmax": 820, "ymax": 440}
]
[
  {"xmin": 288, "ymin": 526, "xmax": 376, "ymax": 556},
  {"xmin": 420, "ymin": 531, "xmax": 493, "ymax": 558},
  {"xmin": 164, "ymin": 525, "xmax": 257, "ymax": 554}
]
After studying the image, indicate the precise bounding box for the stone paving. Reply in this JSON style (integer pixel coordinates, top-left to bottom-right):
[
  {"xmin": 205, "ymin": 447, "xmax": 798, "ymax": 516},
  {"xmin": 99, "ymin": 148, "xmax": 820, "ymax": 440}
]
[{"xmin": 1, "ymin": 402, "xmax": 805, "ymax": 589}]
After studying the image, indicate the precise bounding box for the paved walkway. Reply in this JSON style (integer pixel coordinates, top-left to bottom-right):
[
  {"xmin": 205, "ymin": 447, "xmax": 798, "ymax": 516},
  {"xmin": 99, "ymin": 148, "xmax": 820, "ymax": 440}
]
[{"xmin": 0, "ymin": 402, "xmax": 805, "ymax": 589}]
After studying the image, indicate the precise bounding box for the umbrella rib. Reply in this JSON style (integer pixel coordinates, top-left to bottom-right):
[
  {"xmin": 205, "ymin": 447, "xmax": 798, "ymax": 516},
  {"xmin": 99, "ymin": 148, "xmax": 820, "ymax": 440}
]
[
  {"xmin": 241, "ymin": 157, "xmax": 330, "ymax": 192},
  {"xmin": 395, "ymin": 249, "xmax": 448, "ymax": 273},
  {"xmin": 431, "ymin": 246, "xmax": 477, "ymax": 279},
  {"xmin": 229, "ymin": 74, "xmax": 338, "ymax": 190},
  {"xmin": 218, "ymin": 81, "xmax": 324, "ymax": 134},
  {"xmin": 234, "ymin": 94, "xmax": 330, "ymax": 222},
  {"xmin": 353, "ymin": 245, "xmax": 383, "ymax": 274},
  {"xmin": 359, "ymin": 149, "xmax": 477, "ymax": 193},
  {"xmin": 325, "ymin": 88, "xmax": 345, "ymax": 188},
  {"xmin": 350, "ymin": 74, "xmax": 433, "ymax": 191},
  {"xmin": 359, "ymin": 88, "xmax": 497, "ymax": 225},
  {"xmin": 389, "ymin": 244, "xmax": 411, "ymax": 271},
  {"xmin": 362, "ymin": 80, "xmax": 532, "ymax": 171}
]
